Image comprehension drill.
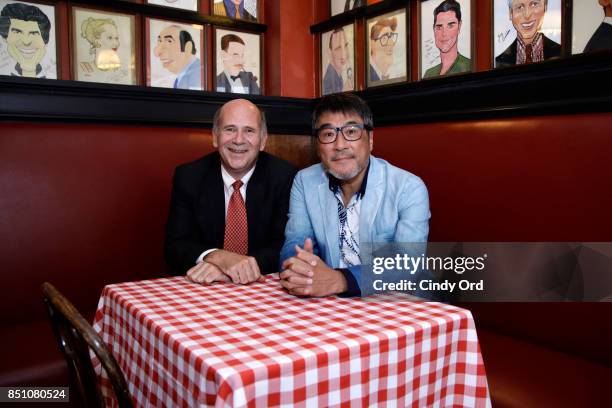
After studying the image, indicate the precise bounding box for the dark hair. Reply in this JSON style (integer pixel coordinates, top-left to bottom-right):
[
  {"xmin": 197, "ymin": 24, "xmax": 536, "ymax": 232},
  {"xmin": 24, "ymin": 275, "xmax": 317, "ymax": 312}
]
[
  {"xmin": 179, "ymin": 30, "xmax": 196, "ymax": 54},
  {"xmin": 434, "ymin": 0, "xmax": 462, "ymax": 23},
  {"xmin": 220, "ymin": 33, "xmax": 245, "ymax": 51},
  {"xmin": 312, "ymin": 94, "xmax": 373, "ymax": 133},
  {"xmin": 328, "ymin": 27, "xmax": 345, "ymax": 50},
  {"xmin": 0, "ymin": 3, "xmax": 51, "ymax": 43}
]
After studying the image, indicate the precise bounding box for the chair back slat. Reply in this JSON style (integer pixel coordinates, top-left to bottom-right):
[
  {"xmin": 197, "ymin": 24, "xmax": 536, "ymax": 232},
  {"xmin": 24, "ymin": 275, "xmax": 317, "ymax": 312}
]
[{"xmin": 42, "ymin": 282, "xmax": 133, "ymax": 408}]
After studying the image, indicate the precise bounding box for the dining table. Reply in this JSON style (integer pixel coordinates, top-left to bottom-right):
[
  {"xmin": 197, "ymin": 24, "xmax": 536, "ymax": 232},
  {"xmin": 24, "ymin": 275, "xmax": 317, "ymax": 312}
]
[{"xmin": 93, "ymin": 275, "xmax": 490, "ymax": 407}]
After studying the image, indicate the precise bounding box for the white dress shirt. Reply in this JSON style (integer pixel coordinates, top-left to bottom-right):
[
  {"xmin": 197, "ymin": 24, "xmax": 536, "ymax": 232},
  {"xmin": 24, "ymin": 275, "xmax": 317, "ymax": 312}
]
[{"xmin": 195, "ymin": 164, "xmax": 256, "ymax": 263}]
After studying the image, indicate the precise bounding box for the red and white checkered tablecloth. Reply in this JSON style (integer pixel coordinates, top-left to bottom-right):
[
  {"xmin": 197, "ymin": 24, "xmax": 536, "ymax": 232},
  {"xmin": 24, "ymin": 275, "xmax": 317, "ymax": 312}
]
[{"xmin": 93, "ymin": 276, "xmax": 490, "ymax": 407}]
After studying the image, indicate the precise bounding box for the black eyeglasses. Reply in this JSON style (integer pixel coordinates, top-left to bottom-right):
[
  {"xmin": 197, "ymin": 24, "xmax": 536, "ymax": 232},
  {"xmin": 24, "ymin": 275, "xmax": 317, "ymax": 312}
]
[
  {"xmin": 375, "ymin": 32, "xmax": 398, "ymax": 46},
  {"xmin": 315, "ymin": 124, "xmax": 369, "ymax": 144}
]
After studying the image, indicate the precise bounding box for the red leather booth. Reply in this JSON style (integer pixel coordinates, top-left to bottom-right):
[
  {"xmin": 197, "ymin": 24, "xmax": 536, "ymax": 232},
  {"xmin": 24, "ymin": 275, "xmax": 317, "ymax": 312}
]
[{"xmin": 1, "ymin": 112, "xmax": 611, "ymax": 406}]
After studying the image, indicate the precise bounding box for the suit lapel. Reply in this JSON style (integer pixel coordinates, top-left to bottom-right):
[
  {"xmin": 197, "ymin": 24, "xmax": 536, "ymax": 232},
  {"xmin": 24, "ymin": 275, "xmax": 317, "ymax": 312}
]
[
  {"xmin": 246, "ymin": 155, "xmax": 266, "ymax": 247},
  {"xmin": 199, "ymin": 153, "xmax": 225, "ymax": 247},
  {"xmin": 317, "ymin": 176, "xmax": 340, "ymax": 268},
  {"xmin": 359, "ymin": 158, "xmax": 384, "ymax": 246}
]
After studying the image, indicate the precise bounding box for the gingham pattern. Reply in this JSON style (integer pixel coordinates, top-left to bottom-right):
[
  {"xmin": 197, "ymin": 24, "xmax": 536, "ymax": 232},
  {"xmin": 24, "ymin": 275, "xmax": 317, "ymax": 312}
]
[{"xmin": 93, "ymin": 276, "xmax": 490, "ymax": 407}]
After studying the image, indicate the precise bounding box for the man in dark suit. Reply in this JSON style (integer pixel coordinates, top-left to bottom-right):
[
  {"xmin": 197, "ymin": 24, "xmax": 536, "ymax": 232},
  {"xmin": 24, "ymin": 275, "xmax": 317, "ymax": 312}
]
[
  {"xmin": 165, "ymin": 99, "xmax": 296, "ymax": 285},
  {"xmin": 215, "ymin": 33, "xmax": 260, "ymax": 95},
  {"xmin": 584, "ymin": 0, "xmax": 612, "ymax": 53},
  {"xmin": 495, "ymin": 0, "xmax": 560, "ymax": 68}
]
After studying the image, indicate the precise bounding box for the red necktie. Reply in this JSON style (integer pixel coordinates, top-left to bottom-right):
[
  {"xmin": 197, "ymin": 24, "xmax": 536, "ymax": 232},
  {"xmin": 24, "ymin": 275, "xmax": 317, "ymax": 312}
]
[
  {"xmin": 224, "ymin": 180, "xmax": 248, "ymax": 255},
  {"xmin": 525, "ymin": 44, "xmax": 533, "ymax": 64}
]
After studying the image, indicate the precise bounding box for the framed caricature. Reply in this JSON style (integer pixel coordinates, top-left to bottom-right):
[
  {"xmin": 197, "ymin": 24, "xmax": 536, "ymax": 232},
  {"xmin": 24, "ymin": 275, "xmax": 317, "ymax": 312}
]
[
  {"xmin": 0, "ymin": 0, "xmax": 58, "ymax": 79},
  {"xmin": 212, "ymin": 0, "xmax": 258, "ymax": 22},
  {"xmin": 147, "ymin": 0, "xmax": 198, "ymax": 12},
  {"xmin": 320, "ymin": 23, "xmax": 355, "ymax": 95},
  {"xmin": 214, "ymin": 27, "xmax": 262, "ymax": 95},
  {"xmin": 366, "ymin": 8, "xmax": 408, "ymax": 87},
  {"xmin": 146, "ymin": 18, "xmax": 205, "ymax": 90},
  {"xmin": 72, "ymin": 7, "xmax": 137, "ymax": 85},
  {"xmin": 493, "ymin": 0, "xmax": 562, "ymax": 68},
  {"xmin": 331, "ymin": 0, "xmax": 366, "ymax": 17},
  {"xmin": 419, "ymin": 0, "xmax": 473, "ymax": 80},
  {"xmin": 572, "ymin": 0, "xmax": 612, "ymax": 54}
]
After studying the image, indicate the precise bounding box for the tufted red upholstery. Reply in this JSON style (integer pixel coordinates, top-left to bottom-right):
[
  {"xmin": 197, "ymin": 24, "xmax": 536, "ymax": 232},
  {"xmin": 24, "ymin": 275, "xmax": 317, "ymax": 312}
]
[
  {"xmin": 2, "ymin": 114, "xmax": 611, "ymax": 406},
  {"xmin": 0, "ymin": 123, "xmax": 215, "ymax": 386},
  {"xmin": 374, "ymin": 112, "xmax": 612, "ymax": 406}
]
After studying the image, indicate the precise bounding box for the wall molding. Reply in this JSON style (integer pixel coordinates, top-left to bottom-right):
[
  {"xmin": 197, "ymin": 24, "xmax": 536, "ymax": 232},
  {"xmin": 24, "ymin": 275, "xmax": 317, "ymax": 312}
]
[
  {"xmin": 0, "ymin": 78, "xmax": 313, "ymax": 134},
  {"xmin": 360, "ymin": 52, "xmax": 612, "ymax": 126},
  {"xmin": 1, "ymin": 53, "xmax": 611, "ymax": 133}
]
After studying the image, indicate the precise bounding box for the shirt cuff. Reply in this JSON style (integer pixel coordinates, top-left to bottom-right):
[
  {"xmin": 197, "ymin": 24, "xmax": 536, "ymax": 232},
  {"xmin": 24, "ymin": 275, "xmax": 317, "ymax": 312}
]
[
  {"xmin": 196, "ymin": 248, "xmax": 218, "ymax": 264},
  {"xmin": 335, "ymin": 268, "xmax": 361, "ymax": 297}
]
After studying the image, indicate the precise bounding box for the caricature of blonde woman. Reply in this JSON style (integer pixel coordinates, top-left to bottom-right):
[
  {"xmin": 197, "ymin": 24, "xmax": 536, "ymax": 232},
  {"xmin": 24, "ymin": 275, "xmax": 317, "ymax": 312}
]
[{"xmin": 79, "ymin": 17, "xmax": 127, "ymax": 83}]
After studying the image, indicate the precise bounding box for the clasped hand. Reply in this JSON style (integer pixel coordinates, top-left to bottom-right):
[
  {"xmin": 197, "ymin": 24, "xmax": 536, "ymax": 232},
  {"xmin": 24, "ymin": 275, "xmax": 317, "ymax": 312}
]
[
  {"xmin": 280, "ymin": 238, "xmax": 347, "ymax": 297},
  {"xmin": 186, "ymin": 250, "xmax": 264, "ymax": 285}
]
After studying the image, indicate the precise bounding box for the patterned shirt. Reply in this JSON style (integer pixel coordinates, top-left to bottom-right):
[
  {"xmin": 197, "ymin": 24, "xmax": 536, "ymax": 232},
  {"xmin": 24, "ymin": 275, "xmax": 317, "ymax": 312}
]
[
  {"xmin": 516, "ymin": 32, "xmax": 544, "ymax": 64},
  {"xmin": 328, "ymin": 163, "xmax": 370, "ymax": 268}
]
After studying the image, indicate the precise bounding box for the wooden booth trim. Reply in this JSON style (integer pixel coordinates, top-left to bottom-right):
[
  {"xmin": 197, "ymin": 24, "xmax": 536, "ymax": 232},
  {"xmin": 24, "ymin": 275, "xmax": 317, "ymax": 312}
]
[
  {"xmin": 0, "ymin": 77, "xmax": 313, "ymax": 135},
  {"xmin": 1, "ymin": 53, "xmax": 612, "ymax": 132},
  {"xmin": 359, "ymin": 52, "xmax": 612, "ymax": 126}
]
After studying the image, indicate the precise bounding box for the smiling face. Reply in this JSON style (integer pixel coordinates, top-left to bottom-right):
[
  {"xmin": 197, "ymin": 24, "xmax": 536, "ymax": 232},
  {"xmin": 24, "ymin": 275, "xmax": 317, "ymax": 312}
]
[
  {"xmin": 154, "ymin": 26, "xmax": 193, "ymax": 74},
  {"xmin": 99, "ymin": 23, "xmax": 119, "ymax": 51},
  {"xmin": 213, "ymin": 99, "xmax": 267, "ymax": 180},
  {"xmin": 6, "ymin": 18, "xmax": 46, "ymax": 73},
  {"xmin": 434, "ymin": 10, "xmax": 461, "ymax": 53},
  {"xmin": 510, "ymin": 0, "xmax": 546, "ymax": 44},
  {"xmin": 316, "ymin": 110, "xmax": 373, "ymax": 182}
]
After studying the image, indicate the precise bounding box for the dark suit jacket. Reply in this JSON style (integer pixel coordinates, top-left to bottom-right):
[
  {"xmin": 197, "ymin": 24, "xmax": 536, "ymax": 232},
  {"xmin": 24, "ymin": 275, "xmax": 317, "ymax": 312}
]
[
  {"xmin": 495, "ymin": 35, "xmax": 561, "ymax": 68},
  {"xmin": 584, "ymin": 22, "xmax": 612, "ymax": 53},
  {"xmin": 215, "ymin": 71, "xmax": 261, "ymax": 95},
  {"xmin": 164, "ymin": 151, "xmax": 297, "ymax": 274}
]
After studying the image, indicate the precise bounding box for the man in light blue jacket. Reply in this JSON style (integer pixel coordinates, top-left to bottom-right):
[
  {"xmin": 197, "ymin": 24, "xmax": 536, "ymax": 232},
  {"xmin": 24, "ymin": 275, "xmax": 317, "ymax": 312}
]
[{"xmin": 280, "ymin": 93, "xmax": 432, "ymax": 298}]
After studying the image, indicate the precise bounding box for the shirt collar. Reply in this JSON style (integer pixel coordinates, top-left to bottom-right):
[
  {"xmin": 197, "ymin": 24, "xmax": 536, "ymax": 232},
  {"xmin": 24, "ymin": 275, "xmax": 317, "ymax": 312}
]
[
  {"xmin": 604, "ymin": 17, "xmax": 612, "ymax": 26},
  {"xmin": 517, "ymin": 32, "xmax": 542, "ymax": 49},
  {"xmin": 13, "ymin": 63, "xmax": 45, "ymax": 78},
  {"xmin": 328, "ymin": 159, "xmax": 370, "ymax": 199},
  {"xmin": 221, "ymin": 162, "xmax": 256, "ymax": 190}
]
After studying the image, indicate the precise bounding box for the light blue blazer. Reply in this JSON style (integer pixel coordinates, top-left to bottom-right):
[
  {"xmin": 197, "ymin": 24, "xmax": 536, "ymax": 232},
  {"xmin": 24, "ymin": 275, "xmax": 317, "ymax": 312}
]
[{"xmin": 280, "ymin": 156, "xmax": 432, "ymax": 297}]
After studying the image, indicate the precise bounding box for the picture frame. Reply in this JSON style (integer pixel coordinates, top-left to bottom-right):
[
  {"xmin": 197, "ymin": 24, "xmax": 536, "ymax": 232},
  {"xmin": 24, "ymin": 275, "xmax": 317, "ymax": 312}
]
[
  {"xmin": 570, "ymin": 0, "xmax": 612, "ymax": 54},
  {"xmin": 211, "ymin": 0, "xmax": 258, "ymax": 22},
  {"xmin": 146, "ymin": 0, "xmax": 199, "ymax": 12},
  {"xmin": 146, "ymin": 17, "xmax": 205, "ymax": 90},
  {"xmin": 330, "ymin": 0, "xmax": 366, "ymax": 17},
  {"xmin": 366, "ymin": 8, "xmax": 409, "ymax": 88},
  {"xmin": 492, "ymin": 0, "xmax": 563, "ymax": 69},
  {"xmin": 213, "ymin": 27, "xmax": 262, "ymax": 95},
  {"xmin": 0, "ymin": 0, "xmax": 59, "ymax": 79},
  {"xmin": 418, "ymin": 0, "xmax": 474, "ymax": 80},
  {"xmin": 71, "ymin": 6, "xmax": 138, "ymax": 85},
  {"xmin": 320, "ymin": 23, "xmax": 355, "ymax": 96}
]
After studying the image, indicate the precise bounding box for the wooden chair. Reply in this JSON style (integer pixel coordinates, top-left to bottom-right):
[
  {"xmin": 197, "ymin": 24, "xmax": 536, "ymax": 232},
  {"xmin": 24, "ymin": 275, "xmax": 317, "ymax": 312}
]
[{"xmin": 42, "ymin": 282, "xmax": 133, "ymax": 408}]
